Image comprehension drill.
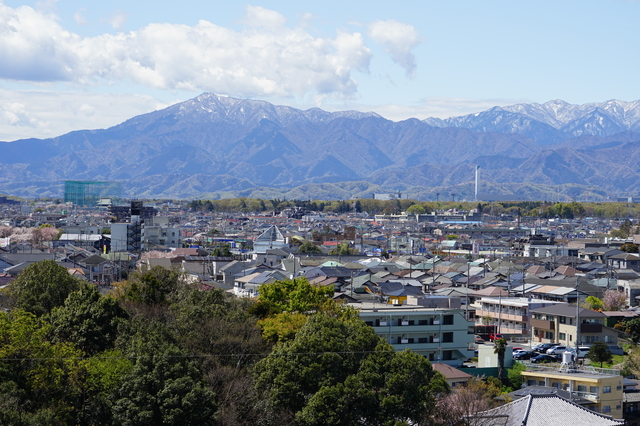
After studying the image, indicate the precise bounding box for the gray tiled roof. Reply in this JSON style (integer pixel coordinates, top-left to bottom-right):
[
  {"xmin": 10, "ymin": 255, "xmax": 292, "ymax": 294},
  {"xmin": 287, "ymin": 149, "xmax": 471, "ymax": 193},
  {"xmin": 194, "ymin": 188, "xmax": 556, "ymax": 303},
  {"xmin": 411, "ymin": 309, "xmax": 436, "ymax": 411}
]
[{"xmin": 476, "ymin": 394, "xmax": 623, "ymax": 425}]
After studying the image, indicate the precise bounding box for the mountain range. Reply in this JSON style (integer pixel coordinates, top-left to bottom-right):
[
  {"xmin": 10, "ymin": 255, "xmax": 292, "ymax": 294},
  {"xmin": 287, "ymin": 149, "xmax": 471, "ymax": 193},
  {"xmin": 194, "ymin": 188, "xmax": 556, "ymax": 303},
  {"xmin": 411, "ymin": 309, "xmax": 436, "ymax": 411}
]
[{"xmin": 1, "ymin": 93, "xmax": 640, "ymax": 201}]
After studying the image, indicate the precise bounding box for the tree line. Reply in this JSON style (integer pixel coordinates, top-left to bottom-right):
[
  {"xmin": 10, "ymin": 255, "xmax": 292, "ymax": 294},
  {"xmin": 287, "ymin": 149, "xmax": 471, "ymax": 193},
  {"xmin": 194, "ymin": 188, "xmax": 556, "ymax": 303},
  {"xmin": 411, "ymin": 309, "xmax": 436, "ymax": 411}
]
[{"xmin": 188, "ymin": 198, "xmax": 640, "ymax": 219}]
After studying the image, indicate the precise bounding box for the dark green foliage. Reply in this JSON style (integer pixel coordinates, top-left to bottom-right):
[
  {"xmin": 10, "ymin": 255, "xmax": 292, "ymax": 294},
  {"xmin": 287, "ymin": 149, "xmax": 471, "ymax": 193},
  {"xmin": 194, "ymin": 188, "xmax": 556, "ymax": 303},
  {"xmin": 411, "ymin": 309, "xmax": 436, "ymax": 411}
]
[
  {"xmin": 112, "ymin": 344, "xmax": 216, "ymax": 426},
  {"xmin": 298, "ymin": 241, "xmax": 322, "ymax": 254},
  {"xmin": 621, "ymin": 243, "xmax": 639, "ymax": 253},
  {"xmin": 211, "ymin": 244, "xmax": 232, "ymax": 257},
  {"xmin": 0, "ymin": 310, "xmax": 85, "ymax": 425},
  {"xmin": 254, "ymin": 311, "xmax": 448, "ymax": 423},
  {"xmin": 623, "ymin": 317, "xmax": 640, "ymax": 344},
  {"xmin": 123, "ymin": 266, "xmax": 184, "ymax": 305},
  {"xmin": 254, "ymin": 312, "xmax": 383, "ymax": 413},
  {"xmin": 49, "ymin": 285, "xmax": 129, "ymax": 355},
  {"xmin": 493, "ymin": 338, "xmax": 507, "ymax": 381},
  {"xmin": 586, "ymin": 342, "xmax": 613, "ymax": 368},
  {"xmin": 329, "ymin": 241, "xmax": 357, "ymax": 255},
  {"xmin": 10, "ymin": 259, "xmax": 83, "ymax": 316},
  {"xmin": 297, "ymin": 349, "xmax": 448, "ymax": 426}
]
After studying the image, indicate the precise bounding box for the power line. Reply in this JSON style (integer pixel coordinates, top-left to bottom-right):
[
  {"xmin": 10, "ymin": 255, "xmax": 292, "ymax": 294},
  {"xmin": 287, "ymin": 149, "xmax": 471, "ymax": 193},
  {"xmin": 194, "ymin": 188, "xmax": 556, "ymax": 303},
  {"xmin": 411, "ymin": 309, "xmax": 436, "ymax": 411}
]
[{"xmin": 0, "ymin": 349, "xmax": 398, "ymax": 362}]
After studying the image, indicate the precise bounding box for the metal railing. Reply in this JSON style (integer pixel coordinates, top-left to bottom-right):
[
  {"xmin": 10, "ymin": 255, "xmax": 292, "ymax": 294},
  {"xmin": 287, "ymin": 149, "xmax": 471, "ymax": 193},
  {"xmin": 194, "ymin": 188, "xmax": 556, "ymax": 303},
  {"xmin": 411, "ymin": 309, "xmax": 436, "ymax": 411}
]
[{"xmin": 526, "ymin": 364, "xmax": 621, "ymax": 376}]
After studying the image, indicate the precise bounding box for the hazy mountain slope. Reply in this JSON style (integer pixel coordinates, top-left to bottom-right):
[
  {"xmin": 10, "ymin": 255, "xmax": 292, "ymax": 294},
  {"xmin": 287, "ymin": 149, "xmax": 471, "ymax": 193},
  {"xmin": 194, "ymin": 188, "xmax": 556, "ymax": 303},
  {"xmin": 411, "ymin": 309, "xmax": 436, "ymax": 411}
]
[{"xmin": 0, "ymin": 93, "xmax": 639, "ymax": 200}]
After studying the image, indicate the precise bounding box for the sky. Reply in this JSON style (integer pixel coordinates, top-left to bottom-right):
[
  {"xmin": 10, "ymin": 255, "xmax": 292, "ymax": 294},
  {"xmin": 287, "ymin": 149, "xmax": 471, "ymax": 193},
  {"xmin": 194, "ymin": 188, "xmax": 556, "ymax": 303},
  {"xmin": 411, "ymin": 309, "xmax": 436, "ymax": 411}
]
[{"xmin": 1, "ymin": 0, "xmax": 640, "ymax": 141}]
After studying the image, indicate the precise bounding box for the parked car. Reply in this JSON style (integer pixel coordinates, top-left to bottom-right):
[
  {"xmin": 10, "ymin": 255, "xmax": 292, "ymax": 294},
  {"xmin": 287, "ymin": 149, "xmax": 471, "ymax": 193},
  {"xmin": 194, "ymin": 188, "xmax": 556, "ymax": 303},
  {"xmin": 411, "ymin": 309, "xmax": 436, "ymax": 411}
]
[
  {"xmin": 474, "ymin": 336, "xmax": 485, "ymax": 344},
  {"xmin": 513, "ymin": 350, "xmax": 535, "ymax": 360},
  {"xmin": 533, "ymin": 343, "xmax": 557, "ymax": 353},
  {"xmin": 489, "ymin": 333, "xmax": 504, "ymax": 342},
  {"xmin": 567, "ymin": 346, "xmax": 590, "ymax": 358},
  {"xmin": 531, "ymin": 354, "xmax": 558, "ymax": 364},
  {"xmin": 546, "ymin": 346, "xmax": 568, "ymax": 355}
]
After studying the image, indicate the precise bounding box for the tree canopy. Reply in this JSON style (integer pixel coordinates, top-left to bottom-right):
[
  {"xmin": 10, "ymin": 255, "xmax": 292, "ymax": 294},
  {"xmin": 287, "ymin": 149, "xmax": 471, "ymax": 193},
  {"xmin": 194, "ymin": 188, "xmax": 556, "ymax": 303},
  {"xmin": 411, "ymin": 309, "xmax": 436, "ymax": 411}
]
[
  {"xmin": 254, "ymin": 311, "xmax": 448, "ymax": 424},
  {"xmin": 586, "ymin": 342, "xmax": 613, "ymax": 368},
  {"xmin": 10, "ymin": 259, "xmax": 83, "ymax": 316}
]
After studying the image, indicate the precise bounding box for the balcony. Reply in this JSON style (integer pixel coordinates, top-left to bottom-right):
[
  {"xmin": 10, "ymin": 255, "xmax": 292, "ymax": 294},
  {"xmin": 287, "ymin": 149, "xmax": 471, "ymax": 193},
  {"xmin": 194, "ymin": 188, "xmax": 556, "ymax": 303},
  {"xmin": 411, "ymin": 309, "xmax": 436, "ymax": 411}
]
[
  {"xmin": 531, "ymin": 318, "xmax": 555, "ymax": 330},
  {"xmin": 581, "ymin": 323, "xmax": 603, "ymax": 333}
]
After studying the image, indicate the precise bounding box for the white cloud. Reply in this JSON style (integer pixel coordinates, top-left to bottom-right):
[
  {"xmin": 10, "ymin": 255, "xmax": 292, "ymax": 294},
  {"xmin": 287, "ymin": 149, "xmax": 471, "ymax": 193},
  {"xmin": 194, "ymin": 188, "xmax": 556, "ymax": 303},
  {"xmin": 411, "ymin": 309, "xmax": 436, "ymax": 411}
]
[
  {"xmin": 368, "ymin": 19, "xmax": 421, "ymax": 78},
  {"xmin": 74, "ymin": 8, "xmax": 87, "ymax": 26},
  {"xmin": 108, "ymin": 11, "xmax": 127, "ymax": 30},
  {"xmin": 0, "ymin": 90, "xmax": 172, "ymax": 141},
  {"xmin": 241, "ymin": 5, "xmax": 286, "ymax": 28},
  {"xmin": 0, "ymin": 4, "xmax": 374, "ymax": 99}
]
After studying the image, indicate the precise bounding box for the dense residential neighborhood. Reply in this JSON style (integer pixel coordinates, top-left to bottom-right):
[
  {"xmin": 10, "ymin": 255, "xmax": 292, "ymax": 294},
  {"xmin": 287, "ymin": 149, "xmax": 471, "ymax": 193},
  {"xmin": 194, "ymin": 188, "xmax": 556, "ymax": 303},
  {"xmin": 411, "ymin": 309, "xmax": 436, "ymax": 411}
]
[{"xmin": 3, "ymin": 196, "xmax": 640, "ymax": 424}]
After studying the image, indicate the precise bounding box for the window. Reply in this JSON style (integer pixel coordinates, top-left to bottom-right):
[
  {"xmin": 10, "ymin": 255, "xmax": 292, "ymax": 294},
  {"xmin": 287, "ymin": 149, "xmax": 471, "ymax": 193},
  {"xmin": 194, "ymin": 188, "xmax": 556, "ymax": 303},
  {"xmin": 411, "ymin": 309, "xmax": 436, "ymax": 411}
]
[
  {"xmin": 442, "ymin": 350, "xmax": 453, "ymax": 360},
  {"xmin": 552, "ymin": 382, "xmax": 561, "ymax": 388},
  {"xmin": 603, "ymin": 406, "xmax": 611, "ymax": 413},
  {"xmin": 527, "ymin": 380, "xmax": 537, "ymax": 386},
  {"xmin": 418, "ymin": 320, "xmax": 429, "ymax": 325},
  {"xmin": 442, "ymin": 332, "xmax": 453, "ymax": 343},
  {"xmin": 559, "ymin": 316, "xmax": 566, "ymax": 324},
  {"xmin": 616, "ymin": 405, "xmax": 622, "ymax": 410},
  {"xmin": 418, "ymin": 338, "xmax": 428, "ymax": 343},
  {"xmin": 603, "ymin": 386, "xmax": 611, "ymax": 394},
  {"xmin": 559, "ymin": 333, "xmax": 566, "ymax": 340},
  {"xmin": 590, "ymin": 386, "xmax": 599, "ymax": 394},
  {"xmin": 617, "ymin": 385, "xmax": 622, "ymax": 391},
  {"xmin": 577, "ymin": 385, "xmax": 587, "ymax": 392},
  {"xmin": 443, "ymin": 315, "xmax": 454, "ymax": 325}
]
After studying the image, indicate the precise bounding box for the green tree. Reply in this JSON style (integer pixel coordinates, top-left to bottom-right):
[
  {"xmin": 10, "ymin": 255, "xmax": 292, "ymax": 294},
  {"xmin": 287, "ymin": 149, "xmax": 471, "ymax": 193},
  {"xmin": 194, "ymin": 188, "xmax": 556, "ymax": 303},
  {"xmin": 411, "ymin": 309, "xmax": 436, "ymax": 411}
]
[
  {"xmin": 329, "ymin": 241, "xmax": 356, "ymax": 255},
  {"xmin": 507, "ymin": 361, "xmax": 527, "ymax": 390},
  {"xmin": 49, "ymin": 285, "xmax": 129, "ymax": 355},
  {"xmin": 112, "ymin": 335, "xmax": 216, "ymax": 426},
  {"xmin": 582, "ymin": 295, "xmax": 604, "ymax": 311},
  {"xmin": 121, "ymin": 266, "xmax": 185, "ymax": 305},
  {"xmin": 298, "ymin": 241, "xmax": 322, "ymax": 254},
  {"xmin": 255, "ymin": 277, "xmax": 334, "ymax": 315},
  {"xmin": 493, "ymin": 337, "xmax": 507, "ymax": 381},
  {"xmin": 297, "ymin": 348, "xmax": 448, "ymax": 426},
  {"xmin": 254, "ymin": 311, "xmax": 383, "ymax": 415},
  {"xmin": 0, "ymin": 310, "xmax": 86, "ymax": 424},
  {"xmin": 10, "ymin": 259, "xmax": 83, "ymax": 316},
  {"xmin": 407, "ymin": 204, "xmax": 426, "ymax": 215},
  {"xmin": 211, "ymin": 244, "xmax": 232, "ymax": 257},
  {"xmin": 586, "ymin": 342, "xmax": 613, "ymax": 368},
  {"xmin": 621, "ymin": 243, "xmax": 639, "ymax": 253},
  {"xmin": 623, "ymin": 317, "xmax": 640, "ymax": 344}
]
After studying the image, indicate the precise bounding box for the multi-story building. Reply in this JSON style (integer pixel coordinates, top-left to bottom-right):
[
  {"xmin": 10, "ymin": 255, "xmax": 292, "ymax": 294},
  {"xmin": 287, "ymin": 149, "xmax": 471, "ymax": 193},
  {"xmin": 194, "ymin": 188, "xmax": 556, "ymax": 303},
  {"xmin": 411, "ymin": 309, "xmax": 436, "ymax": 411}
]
[
  {"xmin": 530, "ymin": 303, "xmax": 619, "ymax": 347},
  {"xmin": 64, "ymin": 180, "xmax": 122, "ymax": 207},
  {"xmin": 356, "ymin": 300, "xmax": 475, "ymax": 366},
  {"xmin": 474, "ymin": 297, "xmax": 564, "ymax": 339},
  {"xmin": 521, "ymin": 365, "xmax": 624, "ymax": 420}
]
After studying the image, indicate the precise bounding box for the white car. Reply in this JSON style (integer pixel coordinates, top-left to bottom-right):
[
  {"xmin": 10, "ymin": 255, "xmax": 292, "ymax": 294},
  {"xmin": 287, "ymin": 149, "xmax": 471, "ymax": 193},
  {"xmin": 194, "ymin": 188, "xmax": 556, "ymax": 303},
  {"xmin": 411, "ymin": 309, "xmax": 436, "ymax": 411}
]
[
  {"xmin": 546, "ymin": 346, "xmax": 567, "ymax": 355},
  {"xmin": 567, "ymin": 346, "xmax": 590, "ymax": 358}
]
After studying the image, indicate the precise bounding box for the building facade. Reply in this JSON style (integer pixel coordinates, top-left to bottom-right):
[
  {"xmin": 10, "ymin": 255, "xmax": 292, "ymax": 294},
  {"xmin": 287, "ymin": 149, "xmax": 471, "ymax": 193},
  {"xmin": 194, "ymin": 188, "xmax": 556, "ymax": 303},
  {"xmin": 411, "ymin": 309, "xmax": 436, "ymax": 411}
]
[
  {"xmin": 522, "ymin": 365, "xmax": 624, "ymax": 420},
  {"xmin": 356, "ymin": 302, "xmax": 475, "ymax": 366}
]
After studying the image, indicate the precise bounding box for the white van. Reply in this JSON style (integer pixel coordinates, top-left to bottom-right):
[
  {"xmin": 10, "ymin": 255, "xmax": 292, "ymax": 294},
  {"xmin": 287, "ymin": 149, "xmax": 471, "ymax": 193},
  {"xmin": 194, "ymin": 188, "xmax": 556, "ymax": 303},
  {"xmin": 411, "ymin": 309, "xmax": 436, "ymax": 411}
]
[{"xmin": 568, "ymin": 346, "xmax": 590, "ymax": 358}]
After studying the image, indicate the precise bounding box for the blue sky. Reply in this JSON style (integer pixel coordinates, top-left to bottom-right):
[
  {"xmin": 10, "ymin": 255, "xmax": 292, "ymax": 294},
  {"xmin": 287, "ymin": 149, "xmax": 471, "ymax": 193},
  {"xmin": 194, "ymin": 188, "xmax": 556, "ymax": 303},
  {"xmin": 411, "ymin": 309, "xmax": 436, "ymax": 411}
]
[{"xmin": 1, "ymin": 0, "xmax": 639, "ymax": 141}]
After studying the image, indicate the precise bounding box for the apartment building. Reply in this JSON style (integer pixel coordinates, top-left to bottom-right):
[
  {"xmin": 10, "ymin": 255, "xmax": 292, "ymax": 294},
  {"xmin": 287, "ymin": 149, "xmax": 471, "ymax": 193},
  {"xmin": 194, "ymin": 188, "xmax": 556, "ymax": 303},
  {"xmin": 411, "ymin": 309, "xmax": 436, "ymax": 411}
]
[
  {"xmin": 356, "ymin": 301, "xmax": 475, "ymax": 366},
  {"xmin": 474, "ymin": 297, "xmax": 564, "ymax": 338},
  {"xmin": 530, "ymin": 303, "xmax": 619, "ymax": 346},
  {"xmin": 521, "ymin": 365, "xmax": 624, "ymax": 420}
]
